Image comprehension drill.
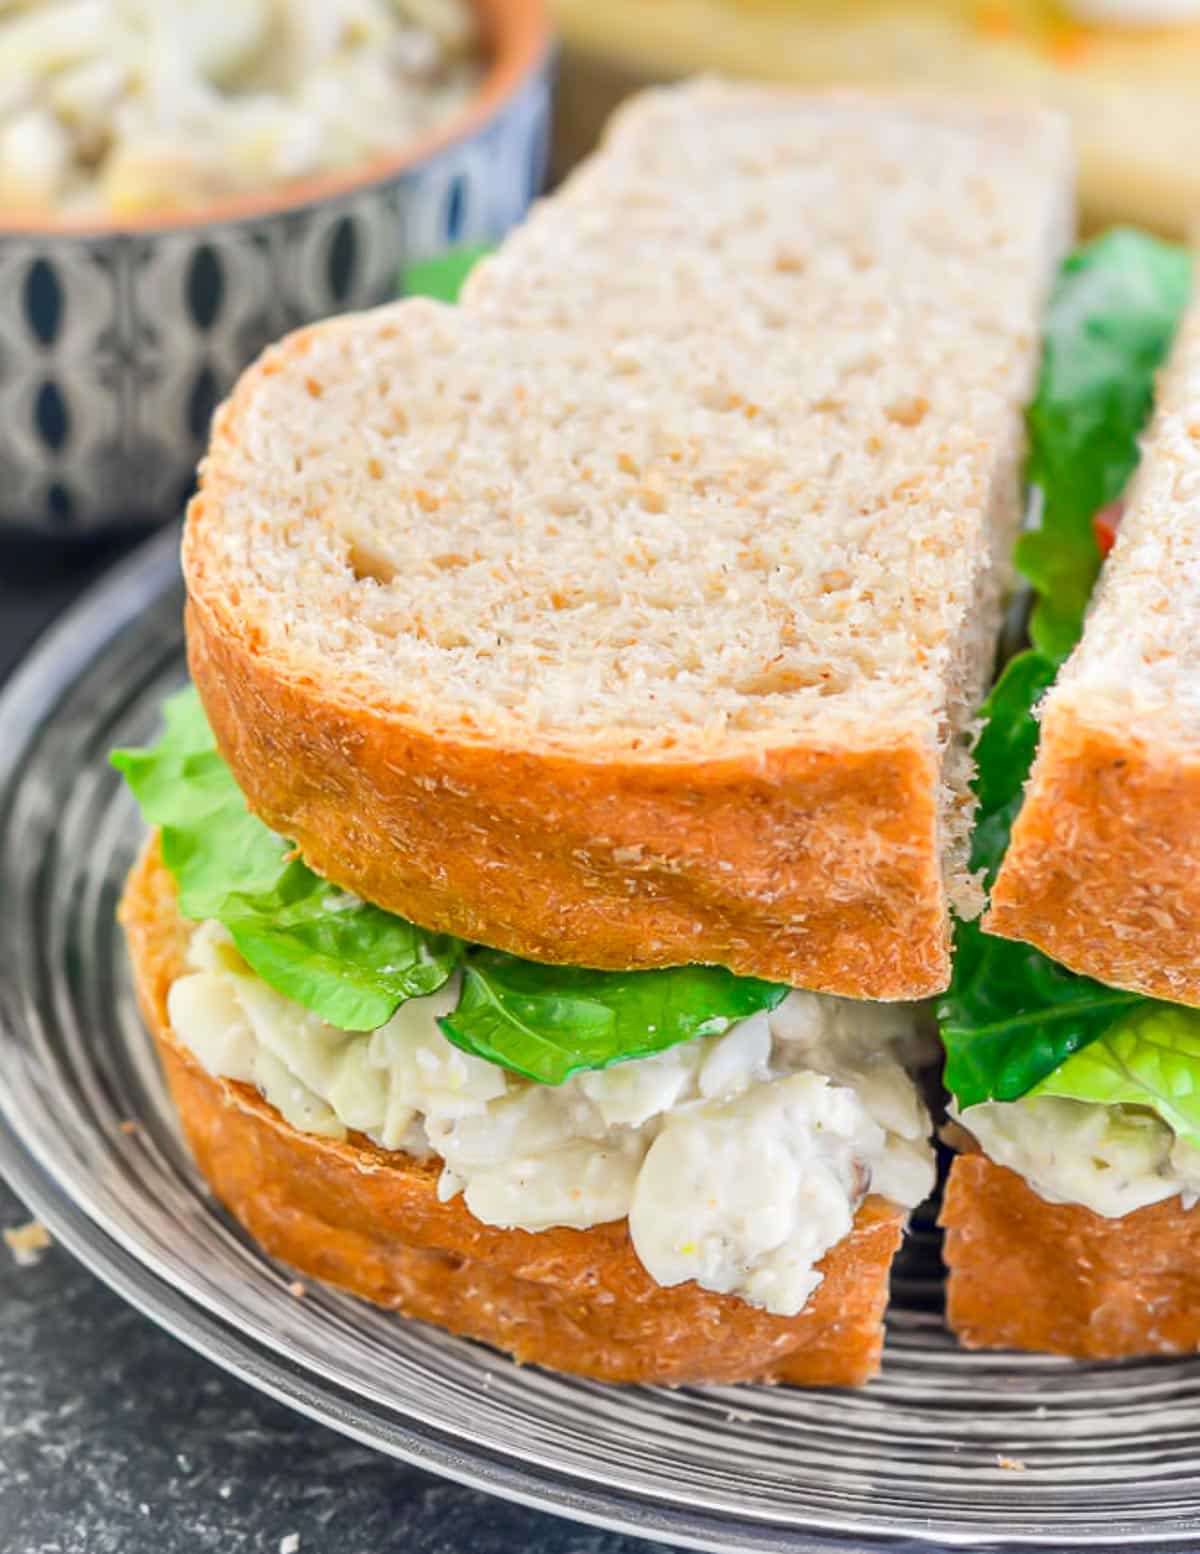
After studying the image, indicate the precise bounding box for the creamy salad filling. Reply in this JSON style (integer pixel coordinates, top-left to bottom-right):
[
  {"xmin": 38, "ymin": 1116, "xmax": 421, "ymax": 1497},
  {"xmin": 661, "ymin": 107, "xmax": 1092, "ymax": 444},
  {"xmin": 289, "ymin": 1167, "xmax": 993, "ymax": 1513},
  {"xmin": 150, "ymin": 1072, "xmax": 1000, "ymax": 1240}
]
[
  {"xmin": 169, "ymin": 920, "xmax": 935, "ymax": 1317},
  {"xmin": 957, "ymin": 1096, "xmax": 1200, "ymax": 1219},
  {"xmin": 0, "ymin": 0, "xmax": 482, "ymax": 215}
]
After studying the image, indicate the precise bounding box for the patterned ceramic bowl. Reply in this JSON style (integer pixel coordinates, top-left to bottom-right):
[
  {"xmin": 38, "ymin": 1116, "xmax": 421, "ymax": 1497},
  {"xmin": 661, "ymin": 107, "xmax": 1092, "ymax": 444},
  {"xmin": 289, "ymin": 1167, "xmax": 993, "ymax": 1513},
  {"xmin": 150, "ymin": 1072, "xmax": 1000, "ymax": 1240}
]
[{"xmin": 0, "ymin": 0, "xmax": 552, "ymax": 539}]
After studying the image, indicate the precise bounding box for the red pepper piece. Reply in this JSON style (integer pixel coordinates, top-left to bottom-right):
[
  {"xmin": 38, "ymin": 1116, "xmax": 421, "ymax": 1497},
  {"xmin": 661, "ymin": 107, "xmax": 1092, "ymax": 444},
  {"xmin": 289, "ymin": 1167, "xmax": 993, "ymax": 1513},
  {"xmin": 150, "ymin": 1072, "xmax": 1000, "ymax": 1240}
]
[{"xmin": 1093, "ymin": 499, "xmax": 1125, "ymax": 559}]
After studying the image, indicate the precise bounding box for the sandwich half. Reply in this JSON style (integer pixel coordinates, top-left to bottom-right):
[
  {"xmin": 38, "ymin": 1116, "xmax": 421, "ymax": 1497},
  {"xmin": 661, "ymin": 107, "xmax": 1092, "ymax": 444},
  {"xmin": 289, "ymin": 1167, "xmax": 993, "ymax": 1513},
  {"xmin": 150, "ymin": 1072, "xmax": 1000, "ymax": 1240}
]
[
  {"xmin": 938, "ymin": 230, "xmax": 1200, "ymax": 1359},
  {"xmin": 115, "ymin": 81, "xmax": 1072, "ymax": 1385},
  {"xmin": 987, "ymin": 294, "xmax": 1200, "ymax": 1006}
]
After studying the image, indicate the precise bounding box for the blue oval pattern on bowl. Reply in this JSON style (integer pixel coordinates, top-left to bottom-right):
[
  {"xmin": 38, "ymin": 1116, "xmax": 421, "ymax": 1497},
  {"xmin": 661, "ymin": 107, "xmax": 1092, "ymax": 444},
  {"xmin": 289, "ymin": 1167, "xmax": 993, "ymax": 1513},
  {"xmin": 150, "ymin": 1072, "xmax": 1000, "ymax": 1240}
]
[{"xmin": 2, "ymin": 57, "xmax": 552, "ymax": 537}]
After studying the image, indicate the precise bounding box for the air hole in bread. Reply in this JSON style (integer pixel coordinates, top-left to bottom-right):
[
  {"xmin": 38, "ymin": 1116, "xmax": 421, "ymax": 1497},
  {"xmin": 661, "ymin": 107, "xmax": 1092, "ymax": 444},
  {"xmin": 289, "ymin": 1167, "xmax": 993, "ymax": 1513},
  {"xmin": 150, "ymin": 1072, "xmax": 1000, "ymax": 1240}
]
[
  {"xmin": 774, "ymin": 247, "xmax": 806, "ymax": 274},
  {"xmin": 344, "ymin": 533, "xmax": 398, "ymax": 585},
  {"xmin": 735, "ymin": 662, "xmax": 848, "ymax": 698},
  {"xmin": 886, "ymin": 396, "xmax": 930, "ymax": 428}
]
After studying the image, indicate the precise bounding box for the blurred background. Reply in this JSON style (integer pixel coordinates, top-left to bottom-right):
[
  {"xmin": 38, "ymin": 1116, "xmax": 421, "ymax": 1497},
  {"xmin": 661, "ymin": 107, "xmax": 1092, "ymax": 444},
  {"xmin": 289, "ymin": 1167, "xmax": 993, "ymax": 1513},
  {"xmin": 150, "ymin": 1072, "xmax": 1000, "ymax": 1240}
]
[{"xmin": 550, "ymin": 0, "xmax": 1200, "ymax": 236}]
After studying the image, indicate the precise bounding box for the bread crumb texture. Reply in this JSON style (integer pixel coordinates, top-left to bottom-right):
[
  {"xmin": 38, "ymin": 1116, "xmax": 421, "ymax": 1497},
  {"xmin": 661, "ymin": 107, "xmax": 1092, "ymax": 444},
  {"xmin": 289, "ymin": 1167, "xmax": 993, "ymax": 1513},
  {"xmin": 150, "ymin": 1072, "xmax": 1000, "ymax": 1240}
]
[
  {"xmin": 185, "ymin": 82, "xmax": 1073, "ymax": 990},
  {"xmin": 193, "ymin": 85, "xmax": 1068, "ymax": 757}
]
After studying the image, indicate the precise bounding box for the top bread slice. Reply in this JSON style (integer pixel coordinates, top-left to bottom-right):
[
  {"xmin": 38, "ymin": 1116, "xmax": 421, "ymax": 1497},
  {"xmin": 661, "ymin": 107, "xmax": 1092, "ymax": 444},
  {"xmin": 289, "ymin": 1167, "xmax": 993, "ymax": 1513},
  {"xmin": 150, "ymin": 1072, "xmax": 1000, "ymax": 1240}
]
[
  {"xmin": 987, "ymin": 271, "xmax": 1200, "ymax": 1004},
  {"xmin": 184, "ymin": 81, "xmax": 1073, "ymax": 1000}
]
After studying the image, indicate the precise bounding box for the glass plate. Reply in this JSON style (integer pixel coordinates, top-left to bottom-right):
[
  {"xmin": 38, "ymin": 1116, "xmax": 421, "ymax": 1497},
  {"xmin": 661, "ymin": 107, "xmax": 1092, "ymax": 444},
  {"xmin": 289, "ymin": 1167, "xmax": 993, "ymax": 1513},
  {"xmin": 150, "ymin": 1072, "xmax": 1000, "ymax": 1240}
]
[{"xmin": 2, "ymin": 530, "xmax": 1200, "ymax": 1554}]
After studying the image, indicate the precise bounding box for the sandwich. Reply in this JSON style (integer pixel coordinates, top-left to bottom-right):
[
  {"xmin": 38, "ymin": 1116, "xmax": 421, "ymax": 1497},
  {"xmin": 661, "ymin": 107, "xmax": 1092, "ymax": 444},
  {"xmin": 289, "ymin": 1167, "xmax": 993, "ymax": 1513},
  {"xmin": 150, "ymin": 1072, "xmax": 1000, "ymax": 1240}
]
[
  {"xmin": 938, "ymin": 228, "xmax": 1200, "ymax": 1359},
  {"xmin": 112, "ymin": 80, "xmax": 1073, "ymax": 1385}
]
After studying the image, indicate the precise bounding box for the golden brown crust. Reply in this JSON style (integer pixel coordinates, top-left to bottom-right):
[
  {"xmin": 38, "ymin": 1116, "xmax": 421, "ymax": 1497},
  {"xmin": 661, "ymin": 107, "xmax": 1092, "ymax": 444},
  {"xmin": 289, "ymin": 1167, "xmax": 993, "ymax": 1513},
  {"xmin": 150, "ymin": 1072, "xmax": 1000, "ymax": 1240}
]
[
  {"xmin": 120, "ymin": 840, "xmax": 906, "ymax": 1386},
  {"xmin": 941, "ymin": 1151, "xmax": 1200, "ymax": 1359},
  {"xmin": 185, "ymin": 591, "xmax": 948, "ymax": 1001},
  {"xmin": 986, "ymin": 707, "xmax": 1200, "ymax": 1006}
]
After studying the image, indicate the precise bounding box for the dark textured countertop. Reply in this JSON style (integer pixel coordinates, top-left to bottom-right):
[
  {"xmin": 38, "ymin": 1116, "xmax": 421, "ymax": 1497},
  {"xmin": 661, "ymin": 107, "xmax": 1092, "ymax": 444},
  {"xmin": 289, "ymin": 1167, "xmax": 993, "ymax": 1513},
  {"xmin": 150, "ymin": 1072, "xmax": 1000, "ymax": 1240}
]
[
  {"xmin": 0, "ymin": 1180, "xmax": 661, "ymax": 1554},
  {"xmin": 0, "ymin": 536, "xmax": 667, "ymax": 1554}
]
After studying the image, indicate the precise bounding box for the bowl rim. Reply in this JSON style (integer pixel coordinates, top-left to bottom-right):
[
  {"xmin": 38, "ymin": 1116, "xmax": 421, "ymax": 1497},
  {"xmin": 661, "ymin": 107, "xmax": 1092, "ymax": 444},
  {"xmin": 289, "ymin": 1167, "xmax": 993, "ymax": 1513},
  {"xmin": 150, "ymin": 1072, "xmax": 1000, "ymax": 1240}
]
[{"xmin": 0, "ymin": 0, "xmax": 551, "ymax": 240}]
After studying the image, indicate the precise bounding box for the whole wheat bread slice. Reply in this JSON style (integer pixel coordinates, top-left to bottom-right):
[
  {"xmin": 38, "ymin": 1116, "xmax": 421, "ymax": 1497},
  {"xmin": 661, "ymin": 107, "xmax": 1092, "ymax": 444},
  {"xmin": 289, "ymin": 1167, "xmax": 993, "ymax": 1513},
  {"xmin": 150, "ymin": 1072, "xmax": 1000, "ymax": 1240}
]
[
  {"xmin": 184, "ymin": 81, "xmax": 1073, "ymax": 999},
  {"xmin": 988, "ymin": 268, "xmax": 1200, "ymax": 1004}
]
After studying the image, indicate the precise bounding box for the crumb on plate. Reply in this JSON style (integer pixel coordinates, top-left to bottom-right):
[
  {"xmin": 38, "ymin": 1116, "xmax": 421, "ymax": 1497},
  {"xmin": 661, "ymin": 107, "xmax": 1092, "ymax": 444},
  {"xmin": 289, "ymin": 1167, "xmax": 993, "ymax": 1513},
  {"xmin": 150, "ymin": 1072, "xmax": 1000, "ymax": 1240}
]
[{"xmin": 4, "ymin": 1220, "xmax": 52, "ymax": 1267}]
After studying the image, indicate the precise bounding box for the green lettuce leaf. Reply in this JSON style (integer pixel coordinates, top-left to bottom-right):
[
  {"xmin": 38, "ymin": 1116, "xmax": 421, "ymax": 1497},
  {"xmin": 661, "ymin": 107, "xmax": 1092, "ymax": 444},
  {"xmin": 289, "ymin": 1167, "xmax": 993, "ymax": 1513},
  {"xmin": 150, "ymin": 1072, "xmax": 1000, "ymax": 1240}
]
[
  {"xmin": 1033, "ymin": 1004, "xmax": 1200, "ymax": 1151},
  {"xmin": 966, "ymin": 648, "xmax": 1060, "ymax": 883},
  {"xmin": 936, "ymin": 647, "xmax": 1145, "ymax": 1105},
  {"xmin": 941, "ymin": 944, "xmax": 1143, "ymax": 1107},
  {"xmin": 440, "ymin": 951, "xmax": 789, "ymax": 1086},
  {"xmin": 939, "ymin": 232, "xmax": 1191, "ymax": 1107},
  {"xmin": 113, "ymin": 688, "xmax": 464, "ymax": 1031},
  {"xmin": 402, "ymin": 243, "xmax": 494, "ymax": 302},
  {"xmin": 112, "ymin": 690, "xmax": 298, "ymax": 916},
  {"xmin": 1020, "ymin": 229, "xmax": 1191, "ymax": 662}
]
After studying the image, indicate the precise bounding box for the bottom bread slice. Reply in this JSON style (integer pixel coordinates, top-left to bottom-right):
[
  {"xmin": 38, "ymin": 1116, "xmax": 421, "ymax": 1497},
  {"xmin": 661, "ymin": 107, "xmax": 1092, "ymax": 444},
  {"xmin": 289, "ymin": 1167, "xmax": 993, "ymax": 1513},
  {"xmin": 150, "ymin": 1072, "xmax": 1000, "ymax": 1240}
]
[
  {"xmin": 941, "ymin": 1151, "xmax": 1200, "ymax": 1359},
  {"xmin": 120, "ymin": 840, "xmax": 906, "ymax": 1386}
]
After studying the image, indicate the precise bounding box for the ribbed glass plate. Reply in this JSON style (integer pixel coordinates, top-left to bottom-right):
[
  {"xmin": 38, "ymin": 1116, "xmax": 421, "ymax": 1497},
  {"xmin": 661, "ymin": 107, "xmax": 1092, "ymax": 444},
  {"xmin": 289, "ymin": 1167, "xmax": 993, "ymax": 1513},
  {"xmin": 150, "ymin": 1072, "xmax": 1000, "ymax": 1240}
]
[{"xmin": 3, "ymin": 531, "xmax": 1200, "ymax": 1554}]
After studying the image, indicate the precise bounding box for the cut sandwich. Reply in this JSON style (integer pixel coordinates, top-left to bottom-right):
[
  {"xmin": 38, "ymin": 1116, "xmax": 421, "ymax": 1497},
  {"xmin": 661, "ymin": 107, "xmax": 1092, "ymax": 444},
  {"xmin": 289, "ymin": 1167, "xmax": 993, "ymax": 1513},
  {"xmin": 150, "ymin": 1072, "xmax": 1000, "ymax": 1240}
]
[
  {"xmin": 114, "ymin": 80, "xmax": 1074, "ymax": 1385},
  {"xmin": 121, "ymin": 839, "xmax": 915, "ymax": 1386},
  {"xmin": 938, "ymin": 230, "xmax": 1200, "ymax": 1359},
  {"xmin": 116, "ymin": 686, "xmax": 932, "ymax": 1386}
]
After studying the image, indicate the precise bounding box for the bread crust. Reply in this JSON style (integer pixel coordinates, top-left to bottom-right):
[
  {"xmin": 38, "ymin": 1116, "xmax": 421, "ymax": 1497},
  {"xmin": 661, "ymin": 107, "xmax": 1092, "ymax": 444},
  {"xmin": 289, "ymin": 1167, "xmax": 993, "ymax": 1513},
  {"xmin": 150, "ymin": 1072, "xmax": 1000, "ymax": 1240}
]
[
  {"xmin": 941, "ymin": 1150, "xmax": 1200, "ymax": 1359},
  {"xmin": 186, "ymin": 589, "xmax": 947, "ymax": 1000},
  {"xmin": 120, "ymin": 840, "xmax": 906, "ymax": 1386},
  {"xmin": 986, "ymin": 707, "xmax": 1200, "ymax": 1006}
]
